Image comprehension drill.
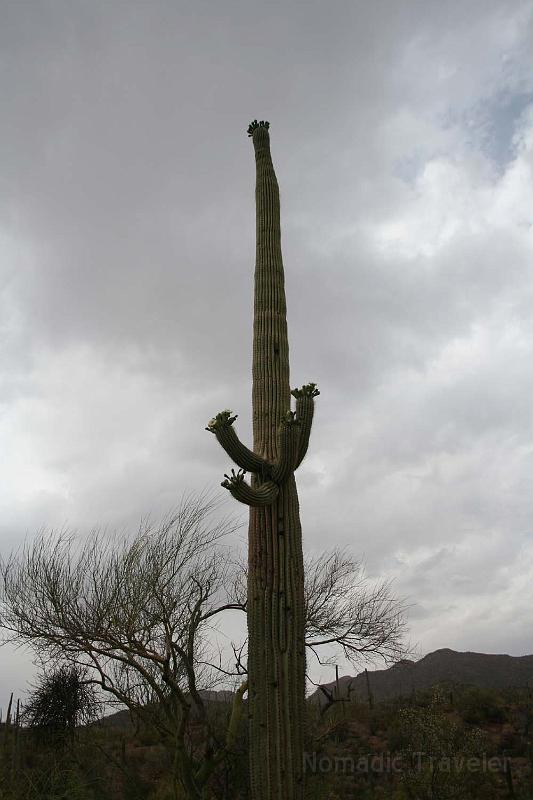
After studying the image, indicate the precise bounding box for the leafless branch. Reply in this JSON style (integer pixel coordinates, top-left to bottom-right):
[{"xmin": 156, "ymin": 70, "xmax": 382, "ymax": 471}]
[{"xmin": 304, "ymin": 548, "xmax": 411, "ymax": 668}]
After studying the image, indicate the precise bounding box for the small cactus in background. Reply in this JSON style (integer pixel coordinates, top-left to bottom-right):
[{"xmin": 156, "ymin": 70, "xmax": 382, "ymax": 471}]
[
  {"xmin": 1, "ymin": 692, "xmax": 21, "ymax": 793},
  {"xmin": 207, "ymin": 121, "xmax": 319, "ymax": 799}
]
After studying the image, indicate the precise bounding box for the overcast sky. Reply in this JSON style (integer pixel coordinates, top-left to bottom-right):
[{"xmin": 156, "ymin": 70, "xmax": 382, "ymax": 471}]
[{"xmin": 1, "ymin": 0, "xmax": 533, "ymax": 711}]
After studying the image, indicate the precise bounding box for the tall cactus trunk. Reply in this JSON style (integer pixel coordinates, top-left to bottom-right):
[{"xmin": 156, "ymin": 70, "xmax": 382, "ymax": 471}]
[
  {"xmin": 248, "ymin": 123, "xmax": 305, "ymax": 800},
  {"xmin": 207, "ymin": 120, "xmax": 319, "ymax": 800},
  {"xmin": 251, "ymin": 124, "xmax": 290, "ymax": 454}
]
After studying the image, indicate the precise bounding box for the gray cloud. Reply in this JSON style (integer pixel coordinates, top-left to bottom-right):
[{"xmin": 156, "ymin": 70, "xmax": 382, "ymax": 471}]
[{"xmin": 1, "ymin": 0, "xmax": 533, "ymax": 708}]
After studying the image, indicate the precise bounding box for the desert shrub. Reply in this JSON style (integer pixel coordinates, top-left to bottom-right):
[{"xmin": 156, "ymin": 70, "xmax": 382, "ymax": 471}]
[
  {"xmin": 459, "ymin": 687, "xmax": 506, "ymax": 725},
  {"xmin": 23, "ymin": 664, "xmax": 99, "ymax": 742},
  {"xmin": 393, "ymin": 706, "xmax": 498, "ymax": 799}
]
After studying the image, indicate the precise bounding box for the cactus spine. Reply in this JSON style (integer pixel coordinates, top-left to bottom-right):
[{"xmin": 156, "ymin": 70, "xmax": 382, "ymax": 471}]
[{"xmin": 207, "ymin": 120, "xmax": 319, "ymax": 799}]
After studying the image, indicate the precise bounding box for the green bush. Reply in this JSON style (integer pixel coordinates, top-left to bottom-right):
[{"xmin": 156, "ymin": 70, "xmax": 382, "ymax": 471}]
[{"xmin": 459, "ymin": 687, "xmax": 506, "ymax": 725}]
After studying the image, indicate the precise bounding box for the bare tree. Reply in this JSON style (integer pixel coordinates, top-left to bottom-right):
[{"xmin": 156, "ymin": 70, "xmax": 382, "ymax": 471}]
[
  {"xmin": 0, "ymin": 493, "xmax": 248, "ymax": 800},
  {"xmin": 0, "ymin": 494, "xmax": 409, "ymax": 798}
]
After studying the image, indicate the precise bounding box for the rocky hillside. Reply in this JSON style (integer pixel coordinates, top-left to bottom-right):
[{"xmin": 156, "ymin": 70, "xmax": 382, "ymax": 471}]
[{"xmin": 310, "ymin": 648, "xmax": 533, "ymax": 706}]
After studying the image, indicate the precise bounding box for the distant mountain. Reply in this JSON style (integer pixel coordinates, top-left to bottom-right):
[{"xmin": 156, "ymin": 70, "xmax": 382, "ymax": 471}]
[
  {"xmin": 96, "ymin": 688, "xmax": 235, "ymax": 729},
  {"xmin": 96, "ymin": 648, "xmax": 533, "ymax": 726},
  {"xmin": 309, "ymin": 648, "xmax": 533, "ymax": 706}
]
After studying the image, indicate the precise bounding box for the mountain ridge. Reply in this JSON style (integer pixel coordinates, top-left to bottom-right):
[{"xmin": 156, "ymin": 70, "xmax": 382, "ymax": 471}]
[
  {"xmin": 96, "ymin": 648, "xmax": 533, "ymax": 726},
  {"xmin": 309, "ymin": 647, "xmax": 533, "ymax": 706}
]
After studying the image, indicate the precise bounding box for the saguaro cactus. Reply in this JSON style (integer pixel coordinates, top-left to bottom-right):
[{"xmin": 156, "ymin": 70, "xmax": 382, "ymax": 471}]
[{"xmin": 207, "ymin": 120, "xmax": 319, "ymax": 800}]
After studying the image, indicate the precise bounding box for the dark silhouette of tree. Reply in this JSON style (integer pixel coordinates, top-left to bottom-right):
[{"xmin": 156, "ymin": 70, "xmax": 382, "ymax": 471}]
[{"xmin": 23, "ymin": 664, "xmax": 98, "ymax": 741}]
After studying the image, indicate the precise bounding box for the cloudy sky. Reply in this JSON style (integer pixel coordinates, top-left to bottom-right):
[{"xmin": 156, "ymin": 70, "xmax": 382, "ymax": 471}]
[{"xmin": 1, "ymin": 0, "xmax": 533, "ymax": 709}]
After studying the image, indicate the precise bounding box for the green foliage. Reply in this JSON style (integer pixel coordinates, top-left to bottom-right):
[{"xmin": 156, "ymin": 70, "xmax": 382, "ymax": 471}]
[
  {"xmin": 19, "ymin": 760, "xmax": 95, "ymax": 800},
  {"xmin": 458, "ymin": 686, "xmax": 506, "ymax": 725},
  {"xmin": 301, "ymin": 685, "xmax": 533, "ymax": 800},
  {"xmin": 1, "ymin": 685, "xmax": 533, "ymax": 800},
  {"xmin": 388, "ymin": 704, "xmax": 498, "ymax": 799}
]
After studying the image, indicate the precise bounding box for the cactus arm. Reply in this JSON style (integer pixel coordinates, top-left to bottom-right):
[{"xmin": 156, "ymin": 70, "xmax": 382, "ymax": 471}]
[
  {"xmin": 225, "ymin": 679, "xmax": 249, "ymax": 749},
  {"xmin": 221, "ymin": 469, "xmax": 279, "ymax": 507},
  {"xmin": 291, "ymin": 383, "xmax": 320, "ymax": 469},
  {"xmin": 271, "ymin": 412, "xmax": 300, "ymax": 483},
  {"xmin": 206, "ymin": 410, "xmax": 271, "ymax": 474},
  {"xmin": 293, "ymin": 397, "xmax": 314, "ymax": 469},
  {"xmin": 194, "ymin": 680, "xmax": 249, "ymax": 786}
]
